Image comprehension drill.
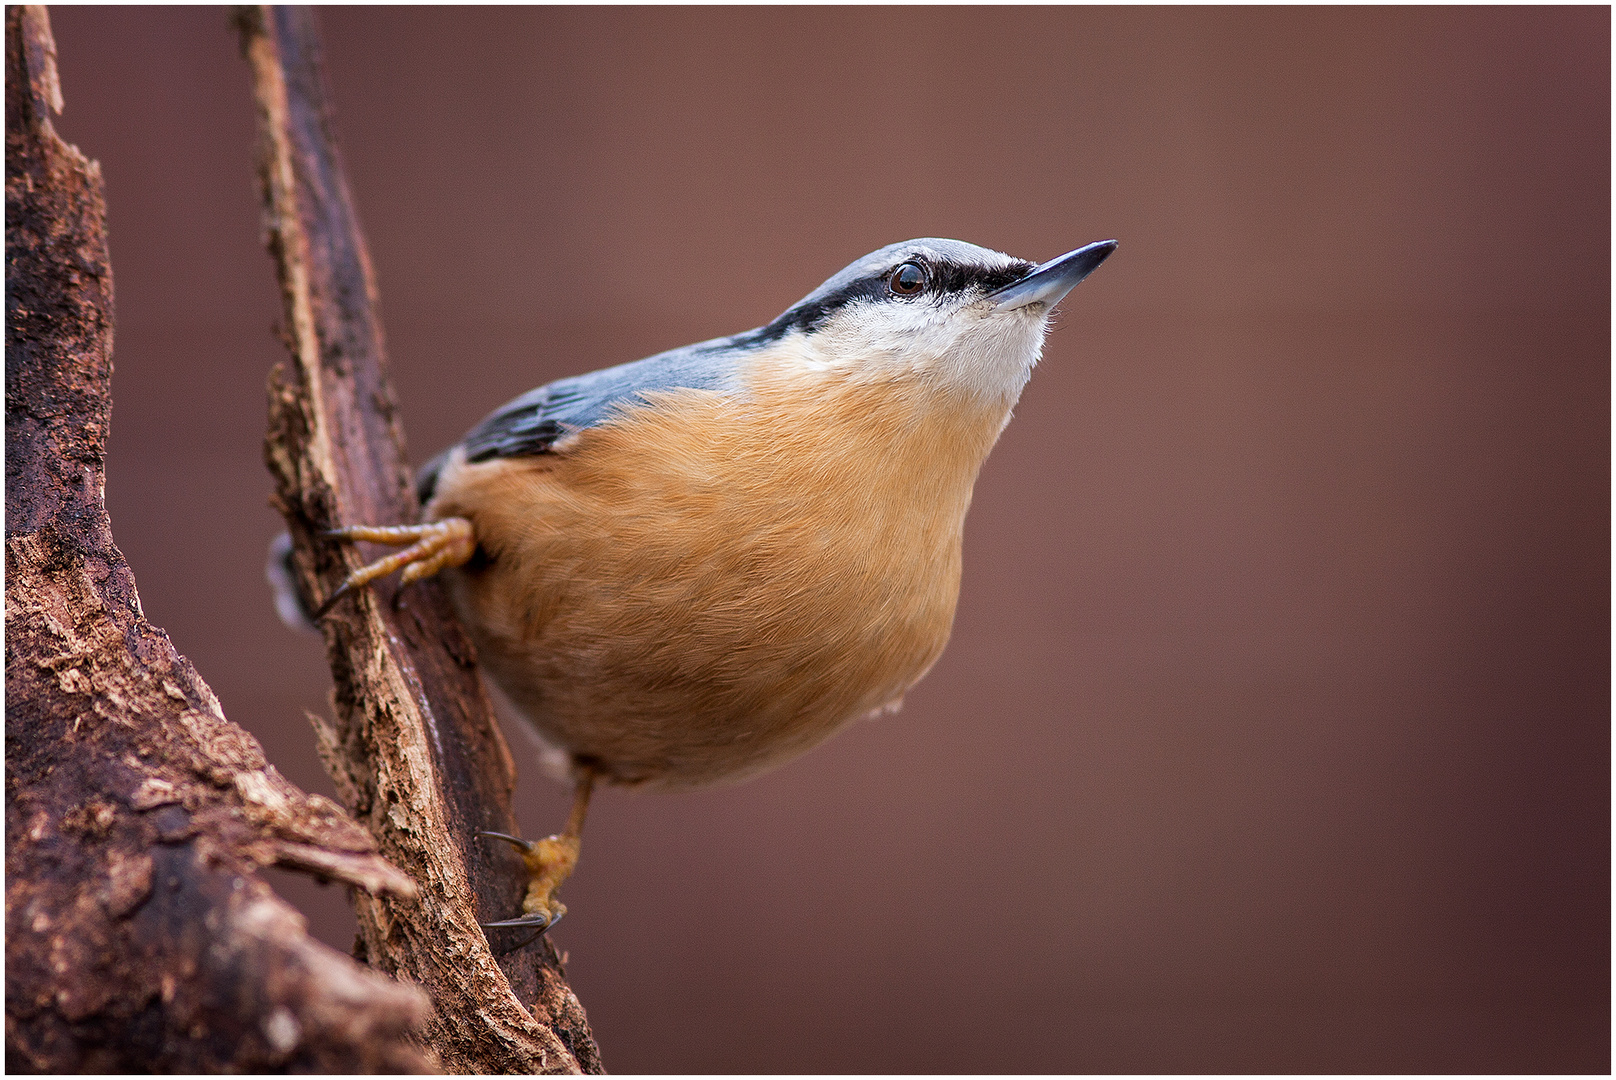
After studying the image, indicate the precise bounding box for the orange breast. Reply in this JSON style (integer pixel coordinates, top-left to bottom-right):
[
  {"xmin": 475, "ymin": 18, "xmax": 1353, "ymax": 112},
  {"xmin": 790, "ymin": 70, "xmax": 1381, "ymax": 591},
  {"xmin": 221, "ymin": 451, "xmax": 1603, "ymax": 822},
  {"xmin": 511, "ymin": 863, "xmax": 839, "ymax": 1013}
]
[{"xmin": 427, "ymin": 355, "xmax": 1012, "ymax": 787}]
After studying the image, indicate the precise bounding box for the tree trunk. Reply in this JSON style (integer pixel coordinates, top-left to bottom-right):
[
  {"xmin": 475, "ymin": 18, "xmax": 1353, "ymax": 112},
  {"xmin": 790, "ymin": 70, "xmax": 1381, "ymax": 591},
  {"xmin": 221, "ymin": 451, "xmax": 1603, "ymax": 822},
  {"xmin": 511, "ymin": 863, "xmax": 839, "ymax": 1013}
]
[
  {"xmin": 6, "ymin": 6, "xmax": 599, "ymax": 1072},
  {"xmin": 5, "ymin": 6, "xmax": 431, "ymax": 1071},
  {"xmin": 236, "ymin": 6, "xmax": 600, "ymax": 1072}
]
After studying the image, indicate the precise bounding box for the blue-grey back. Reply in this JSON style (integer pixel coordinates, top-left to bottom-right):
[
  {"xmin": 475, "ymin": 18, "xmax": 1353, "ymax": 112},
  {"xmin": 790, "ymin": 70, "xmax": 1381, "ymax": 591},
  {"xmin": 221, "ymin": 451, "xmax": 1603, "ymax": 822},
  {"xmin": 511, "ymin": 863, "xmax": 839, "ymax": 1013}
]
[{"xmin": 416, "ymin": 334, "xmax": 749, "ymax": 499}]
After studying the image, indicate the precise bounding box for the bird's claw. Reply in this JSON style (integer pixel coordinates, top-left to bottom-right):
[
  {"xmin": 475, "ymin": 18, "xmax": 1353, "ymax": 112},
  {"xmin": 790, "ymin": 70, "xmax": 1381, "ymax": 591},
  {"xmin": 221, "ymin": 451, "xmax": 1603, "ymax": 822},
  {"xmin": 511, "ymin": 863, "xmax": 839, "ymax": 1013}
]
[
  {"xmin": 479, "ymin": 910, "xmax": 564, "ymax": 931},
  {"xmin": 310, "ymin": 579, "xmax": 352, "ymax": 621},
  {"xmin": 479, "ymin": 906, "xmax": 561, "ymax": 955},
  {"xmin": 476, "ymin": 827, "xmax": 575, "ymax": 934},
  {"xmin": 477, "ymin": 829, "xmax": 535, "ymax": 853},
  {"xmin": 474, "ymin": 772, "xmax": 594, "ymax": 938},
  {"xmin": 314, "ymin": 518, "xmax": 475, "ymax": 618}
]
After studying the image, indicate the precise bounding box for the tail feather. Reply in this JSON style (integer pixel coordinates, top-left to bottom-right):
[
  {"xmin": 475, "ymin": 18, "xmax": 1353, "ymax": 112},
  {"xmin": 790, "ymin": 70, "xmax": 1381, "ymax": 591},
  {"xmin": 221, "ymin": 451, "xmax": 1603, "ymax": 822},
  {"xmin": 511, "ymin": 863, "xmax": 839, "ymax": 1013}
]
[{"xmin": 266, "ymin": 532, "xmax": 319, "ymax": 633}]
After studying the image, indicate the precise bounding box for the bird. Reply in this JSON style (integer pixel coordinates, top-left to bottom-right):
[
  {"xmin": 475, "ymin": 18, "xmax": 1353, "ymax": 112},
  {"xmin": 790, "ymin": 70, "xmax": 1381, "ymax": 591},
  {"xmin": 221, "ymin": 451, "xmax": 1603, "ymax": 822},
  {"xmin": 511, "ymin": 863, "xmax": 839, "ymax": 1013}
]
[{"xmin": 278, "ymin": 236, "xmax": 1116, "ymax": 932}]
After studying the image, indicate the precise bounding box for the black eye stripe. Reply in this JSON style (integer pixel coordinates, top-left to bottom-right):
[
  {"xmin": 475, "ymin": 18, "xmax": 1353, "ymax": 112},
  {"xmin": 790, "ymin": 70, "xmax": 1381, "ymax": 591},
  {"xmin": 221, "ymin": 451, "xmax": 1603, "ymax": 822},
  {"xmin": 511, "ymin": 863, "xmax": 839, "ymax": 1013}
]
[
  {"xmin": 925, "ymin": 259, "xmax": 1034, "ymax": 297},
  {"xmin": 755, "ymin": 256, "xmax": 1038, "ymax": 339}
]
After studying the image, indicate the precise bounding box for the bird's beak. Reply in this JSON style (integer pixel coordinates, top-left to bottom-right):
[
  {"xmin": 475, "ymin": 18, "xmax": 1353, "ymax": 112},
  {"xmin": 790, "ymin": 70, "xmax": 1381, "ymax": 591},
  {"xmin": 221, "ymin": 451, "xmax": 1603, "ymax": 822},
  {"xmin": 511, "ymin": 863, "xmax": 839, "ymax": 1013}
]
[{"xmin": 988, "ymin": 239, "xmax": 1117, "ymax": 313}]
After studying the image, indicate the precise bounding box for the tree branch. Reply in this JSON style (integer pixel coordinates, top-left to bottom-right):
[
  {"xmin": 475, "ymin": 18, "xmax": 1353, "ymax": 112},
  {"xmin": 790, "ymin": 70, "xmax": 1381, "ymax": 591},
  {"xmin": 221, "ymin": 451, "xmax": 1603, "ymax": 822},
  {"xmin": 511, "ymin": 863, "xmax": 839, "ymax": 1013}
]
[
  {"xmin": 234, "ymin": 7, "xmax": 600, "ymax": 1072},
  {"xmin": 4, "ymin": 6, "xmax": 431, "ymax": 1071}
]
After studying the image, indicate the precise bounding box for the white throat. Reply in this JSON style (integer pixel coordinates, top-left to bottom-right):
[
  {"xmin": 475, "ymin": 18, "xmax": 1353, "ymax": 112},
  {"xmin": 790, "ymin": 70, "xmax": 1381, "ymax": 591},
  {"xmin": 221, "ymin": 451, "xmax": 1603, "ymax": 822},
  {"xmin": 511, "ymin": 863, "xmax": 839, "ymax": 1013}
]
[{"xmin": 799, "ymin": 300, "xmax": 1049, "ymax": 407}]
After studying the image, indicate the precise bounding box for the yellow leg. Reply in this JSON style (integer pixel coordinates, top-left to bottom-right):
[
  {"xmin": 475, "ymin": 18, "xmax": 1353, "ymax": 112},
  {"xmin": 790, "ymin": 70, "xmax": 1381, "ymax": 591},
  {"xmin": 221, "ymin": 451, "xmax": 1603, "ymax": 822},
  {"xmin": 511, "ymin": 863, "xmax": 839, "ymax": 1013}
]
[
  {"xmin": 480, "ymin": 767, "xmax": 596, "ymax": 930},
  {"xmin": 314, "ymin": 517, "xmax": 474, "ymax": 618}
]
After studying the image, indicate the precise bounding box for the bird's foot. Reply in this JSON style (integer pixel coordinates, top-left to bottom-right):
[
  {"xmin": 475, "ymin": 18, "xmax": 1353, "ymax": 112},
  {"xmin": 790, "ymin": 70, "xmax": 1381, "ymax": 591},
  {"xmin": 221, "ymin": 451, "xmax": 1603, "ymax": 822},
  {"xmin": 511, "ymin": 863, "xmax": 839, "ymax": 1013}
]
[
  {"xmin": 314, "ymin": 517, "xmax": 474, "ymax": 618},
  {"xmin": 477, "ymin": 768, "xmax": 596, "ymax": 936},
  {"xmin": 478, "ymin": 830, "xmax": 580, "ymax": 930}
]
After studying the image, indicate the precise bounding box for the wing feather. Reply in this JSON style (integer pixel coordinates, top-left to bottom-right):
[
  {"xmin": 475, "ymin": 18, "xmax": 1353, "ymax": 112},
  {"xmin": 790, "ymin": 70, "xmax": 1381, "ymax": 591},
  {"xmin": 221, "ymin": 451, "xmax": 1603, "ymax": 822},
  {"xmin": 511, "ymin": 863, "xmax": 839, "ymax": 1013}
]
[{"xmin": 415, "ymin": 334, "xmax": 748, "ymax": 501}]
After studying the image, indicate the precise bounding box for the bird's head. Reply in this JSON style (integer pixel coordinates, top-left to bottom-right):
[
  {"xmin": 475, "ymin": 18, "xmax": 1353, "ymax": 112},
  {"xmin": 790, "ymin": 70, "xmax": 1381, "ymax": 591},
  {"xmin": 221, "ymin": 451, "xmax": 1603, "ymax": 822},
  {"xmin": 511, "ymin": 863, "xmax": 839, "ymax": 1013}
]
[{"xmin": 747, "ymin": 237, "xmax": 1116, "ymax": 407}]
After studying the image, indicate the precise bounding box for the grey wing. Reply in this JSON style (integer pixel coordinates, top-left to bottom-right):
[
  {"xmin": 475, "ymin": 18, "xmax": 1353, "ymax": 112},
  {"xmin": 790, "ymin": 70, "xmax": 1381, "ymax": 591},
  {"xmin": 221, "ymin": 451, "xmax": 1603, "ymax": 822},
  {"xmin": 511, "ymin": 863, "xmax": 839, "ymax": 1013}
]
[{"xmin": 416, "ymin": 334, "xmax": 750, "ymax": 501}]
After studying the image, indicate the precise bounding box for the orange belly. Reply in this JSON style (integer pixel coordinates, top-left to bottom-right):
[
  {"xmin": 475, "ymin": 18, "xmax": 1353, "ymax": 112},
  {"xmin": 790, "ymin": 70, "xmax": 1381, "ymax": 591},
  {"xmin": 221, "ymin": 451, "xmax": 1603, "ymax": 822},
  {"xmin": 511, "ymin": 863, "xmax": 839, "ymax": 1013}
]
[{"xmin": 428, "ymin": 362, "xmax": 1009, "ymax": 787}]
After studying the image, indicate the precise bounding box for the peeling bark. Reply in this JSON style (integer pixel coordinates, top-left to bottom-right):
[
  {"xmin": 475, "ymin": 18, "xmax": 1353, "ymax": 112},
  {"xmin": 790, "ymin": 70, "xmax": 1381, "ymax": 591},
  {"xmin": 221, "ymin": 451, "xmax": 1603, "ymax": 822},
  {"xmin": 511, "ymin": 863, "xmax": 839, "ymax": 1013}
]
[
  {"xmin": 5, "ymin": 6, "xmax": 432, "ymax": 1072},
  {"xmin": 235, "ymin": 6, "xmax": 600, "ymax": 1073}
]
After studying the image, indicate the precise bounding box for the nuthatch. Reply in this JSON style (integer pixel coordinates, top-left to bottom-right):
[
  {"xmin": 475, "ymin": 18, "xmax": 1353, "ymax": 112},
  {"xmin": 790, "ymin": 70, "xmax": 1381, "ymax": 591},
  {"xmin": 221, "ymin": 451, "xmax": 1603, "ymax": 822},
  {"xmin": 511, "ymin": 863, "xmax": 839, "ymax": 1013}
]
[{"xmin": 276, "ymin": 237, "xmax": 1116, "ymax": 931}]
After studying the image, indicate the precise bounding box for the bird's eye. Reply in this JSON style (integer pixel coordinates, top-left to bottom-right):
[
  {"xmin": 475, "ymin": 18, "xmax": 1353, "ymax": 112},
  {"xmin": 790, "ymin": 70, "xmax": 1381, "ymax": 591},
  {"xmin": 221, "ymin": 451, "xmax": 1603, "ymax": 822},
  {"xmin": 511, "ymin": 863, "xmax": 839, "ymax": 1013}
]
[{"xmin": 888, "ymin": 262, "xmax": 925, "ymax": 296}]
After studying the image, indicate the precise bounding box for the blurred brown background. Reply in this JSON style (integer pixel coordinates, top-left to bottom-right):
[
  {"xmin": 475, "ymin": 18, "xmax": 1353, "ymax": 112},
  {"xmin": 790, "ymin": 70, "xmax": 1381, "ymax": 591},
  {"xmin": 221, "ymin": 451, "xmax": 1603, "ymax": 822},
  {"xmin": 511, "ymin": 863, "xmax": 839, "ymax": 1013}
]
[{"xmin": 45, "ymin": 6, "xmax": 1607, "ymax": 1072}]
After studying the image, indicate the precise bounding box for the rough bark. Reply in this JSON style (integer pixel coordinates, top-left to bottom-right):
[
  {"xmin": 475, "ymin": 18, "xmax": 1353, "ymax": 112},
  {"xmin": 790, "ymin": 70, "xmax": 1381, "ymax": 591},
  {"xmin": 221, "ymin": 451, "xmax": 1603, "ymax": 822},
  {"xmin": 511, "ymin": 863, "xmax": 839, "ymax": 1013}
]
[
  {"xmin": 4, "ymin": 5, "xmax": 434, "ymax": 1072},
  {"xmin": 235, "ymin": 7, "xmax": 601, "ymax": 1073}
]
